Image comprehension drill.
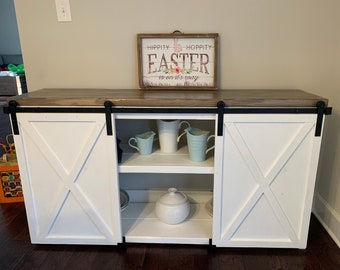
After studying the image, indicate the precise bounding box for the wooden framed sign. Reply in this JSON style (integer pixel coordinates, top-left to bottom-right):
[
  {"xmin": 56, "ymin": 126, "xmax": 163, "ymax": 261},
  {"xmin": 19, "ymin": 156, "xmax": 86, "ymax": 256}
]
[{"xmin": 137, "ymin": 33, "xmax": 219, "ymax": 90}]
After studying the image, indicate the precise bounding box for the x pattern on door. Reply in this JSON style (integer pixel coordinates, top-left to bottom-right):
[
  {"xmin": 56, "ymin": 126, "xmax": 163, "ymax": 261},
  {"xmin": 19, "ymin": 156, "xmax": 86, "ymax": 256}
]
[
  {"xmin": 18, "ymin": 114, "xmax": 119, "ymax": 243},
  {"xmin": 220, "ymin": 116, "xmax": 315, "ymax": 246}
]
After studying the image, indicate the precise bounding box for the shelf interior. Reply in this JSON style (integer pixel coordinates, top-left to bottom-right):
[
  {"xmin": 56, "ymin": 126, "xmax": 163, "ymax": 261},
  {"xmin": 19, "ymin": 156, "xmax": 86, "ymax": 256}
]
[
  {"xmin": 118, "ymin": 146, "xmax": 214, "ymax": 174},
  {"xmin": 121, "ymin": 202, "xmax": 212, "ymax": 244},
  {"xmin": 119, "ymin": 190, "xmax": 213, "ymax": 244}
]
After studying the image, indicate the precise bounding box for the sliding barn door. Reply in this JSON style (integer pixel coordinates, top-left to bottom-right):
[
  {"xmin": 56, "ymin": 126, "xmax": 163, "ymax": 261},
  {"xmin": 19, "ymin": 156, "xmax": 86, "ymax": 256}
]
[
  {"xmin": 14, "ymin": 113, "xmax": 122, "ymax": 244},
  {"xmin": 213, "ymin": 114, "xmax": 322, "ymax": 248}
]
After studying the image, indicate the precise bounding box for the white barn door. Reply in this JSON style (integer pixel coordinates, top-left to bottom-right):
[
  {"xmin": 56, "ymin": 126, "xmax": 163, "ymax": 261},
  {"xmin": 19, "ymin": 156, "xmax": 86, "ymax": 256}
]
[
  {"xmin": 14, "ymin": 113, "xmax": 122, "ymax": 245},
  {"xmin": 213, "ymin": 114, "xmax": 322, "ymax": 248}
]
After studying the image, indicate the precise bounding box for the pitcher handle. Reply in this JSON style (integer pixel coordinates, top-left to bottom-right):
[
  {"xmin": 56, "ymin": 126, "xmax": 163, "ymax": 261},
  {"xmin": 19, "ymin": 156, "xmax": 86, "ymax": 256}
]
[
  {"xmin": 177, "ymin": 121, "xmax": 190, "ymax": 143},
  {"xmin": 128, "ymin": 137, "xmax": 139, "ymax": 151},
  {"xmin": 206, "ymin": 135, "xmax": 215, "ymax": 154},
  {"xmin": 178, "ymin": 120, "xmax": 190, "ymax": 130}
]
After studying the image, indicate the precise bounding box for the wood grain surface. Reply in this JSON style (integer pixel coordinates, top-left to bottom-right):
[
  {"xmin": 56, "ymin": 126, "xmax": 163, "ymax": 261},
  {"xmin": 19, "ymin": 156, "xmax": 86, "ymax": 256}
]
[
  {"xmin": 1, "ymin": 203, "xmax": 339, "ymax": 270},
  {"xmin": 6, "ymin": 88, "xmax": 328, "ymax": 107}
]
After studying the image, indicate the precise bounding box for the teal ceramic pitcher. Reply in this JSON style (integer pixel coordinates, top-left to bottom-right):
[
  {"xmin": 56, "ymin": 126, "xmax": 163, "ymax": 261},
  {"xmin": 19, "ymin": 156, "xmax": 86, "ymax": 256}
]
[
  {"xmin": 178, "ymin": 127, "xmax": 215, "ymax": 162},
  {"xmin": 128, "ymin": 131, "xmax": 155, "ymax": 155}
]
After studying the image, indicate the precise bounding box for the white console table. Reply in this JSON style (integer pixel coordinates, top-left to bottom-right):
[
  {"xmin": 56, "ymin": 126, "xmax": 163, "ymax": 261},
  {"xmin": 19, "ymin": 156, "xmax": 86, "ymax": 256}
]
[{"xmin": 4, "ymin": 88, "xmax": 331, "ymax": 248}]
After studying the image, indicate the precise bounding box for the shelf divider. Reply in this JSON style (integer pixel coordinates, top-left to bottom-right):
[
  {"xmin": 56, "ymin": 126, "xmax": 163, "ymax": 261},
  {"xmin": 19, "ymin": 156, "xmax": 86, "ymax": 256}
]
[{"xmin": 119, "ymin": 146, "xmax": 214, "ymax": 174}]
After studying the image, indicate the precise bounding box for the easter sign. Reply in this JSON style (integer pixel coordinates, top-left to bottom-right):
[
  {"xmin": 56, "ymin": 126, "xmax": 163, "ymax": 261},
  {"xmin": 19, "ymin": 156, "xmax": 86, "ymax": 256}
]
[{"xmin": 137, "ymin": 33, "xmax": 218, "ymax": 90}]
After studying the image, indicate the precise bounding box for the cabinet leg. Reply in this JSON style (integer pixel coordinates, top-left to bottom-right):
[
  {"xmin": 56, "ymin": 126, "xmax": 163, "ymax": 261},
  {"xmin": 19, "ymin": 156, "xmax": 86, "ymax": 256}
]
[{"xmin": 117, "ymin": 236, "xmax": 127, "ymax": 249}]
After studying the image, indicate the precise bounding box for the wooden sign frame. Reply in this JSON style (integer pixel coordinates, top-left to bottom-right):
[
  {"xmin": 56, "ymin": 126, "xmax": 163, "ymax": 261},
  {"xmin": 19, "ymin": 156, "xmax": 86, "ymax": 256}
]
[{"xmin": 137, "ymin": 33, "xmax": 219, "ymax": 90}]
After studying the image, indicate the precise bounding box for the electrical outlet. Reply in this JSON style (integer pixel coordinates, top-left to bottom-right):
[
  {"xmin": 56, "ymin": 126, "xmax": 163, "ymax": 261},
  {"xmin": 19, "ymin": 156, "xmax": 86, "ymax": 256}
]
[{"xmin": 55, "ymin": 0, "xmax": 72, "ymax": 22}]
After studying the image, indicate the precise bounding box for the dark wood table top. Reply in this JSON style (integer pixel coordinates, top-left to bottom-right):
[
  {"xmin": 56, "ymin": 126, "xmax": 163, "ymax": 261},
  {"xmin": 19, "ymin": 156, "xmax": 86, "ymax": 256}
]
[{"xmin": 7, "ymin": 88, "xmax": 328, "ymax": 108}]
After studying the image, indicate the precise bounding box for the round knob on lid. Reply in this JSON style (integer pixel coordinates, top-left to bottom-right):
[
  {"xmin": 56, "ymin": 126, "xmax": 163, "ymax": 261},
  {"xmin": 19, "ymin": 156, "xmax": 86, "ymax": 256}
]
[{"xmin": 158, "ymin": 188, "xmax": 187, "ymax": 205}]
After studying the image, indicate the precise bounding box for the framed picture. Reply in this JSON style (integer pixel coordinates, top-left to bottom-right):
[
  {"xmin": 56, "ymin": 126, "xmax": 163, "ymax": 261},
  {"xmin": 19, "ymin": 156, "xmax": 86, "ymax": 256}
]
[{"xmin": 137, "ymin": 32, "xmax": 219, "ymax": 90}]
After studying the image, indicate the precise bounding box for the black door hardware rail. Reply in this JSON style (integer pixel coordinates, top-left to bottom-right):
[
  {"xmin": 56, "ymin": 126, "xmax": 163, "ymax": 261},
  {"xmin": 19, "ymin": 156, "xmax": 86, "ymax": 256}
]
[{"xmin": 3, "ymin": 100, "xmax": 332, "ymax": 137}]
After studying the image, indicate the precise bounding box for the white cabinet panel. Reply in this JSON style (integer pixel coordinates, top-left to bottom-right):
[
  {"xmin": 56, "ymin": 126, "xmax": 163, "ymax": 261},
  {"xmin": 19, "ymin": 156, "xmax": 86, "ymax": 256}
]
[
  {"xmin": 213, "ymin": 114, "xmax": 322, "ymax": 248},
  {"xmin": 14, "ymin": 113, "xmax": 122, "ymax": 244}
]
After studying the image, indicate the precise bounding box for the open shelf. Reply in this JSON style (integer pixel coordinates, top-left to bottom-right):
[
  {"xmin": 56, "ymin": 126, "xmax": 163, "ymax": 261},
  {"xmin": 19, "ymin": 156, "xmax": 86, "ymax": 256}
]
[
  {"xmin": 121, "ymin": 202, "xmax": 212, "ymax": 244},
  {"xmin": 119, "ymin": 146, "xmax": 214, "ymax": 174},
  {"xmin": 116, "ymin": 116, "xmax": 216, "ymax": 244}
]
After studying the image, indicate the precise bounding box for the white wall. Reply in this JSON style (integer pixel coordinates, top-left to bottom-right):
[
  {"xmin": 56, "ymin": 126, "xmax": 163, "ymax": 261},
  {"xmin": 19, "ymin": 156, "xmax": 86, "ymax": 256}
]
[{"xmin": 14, "ymin": 0, "xmax": 340, "ymax": 246}]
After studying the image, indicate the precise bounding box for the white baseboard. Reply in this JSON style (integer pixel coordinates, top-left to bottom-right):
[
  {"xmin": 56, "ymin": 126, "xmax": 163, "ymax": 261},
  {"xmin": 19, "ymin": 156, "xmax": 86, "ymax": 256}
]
[{"xmin": 313, "ymin": 192, "xmax": 340, "ymax": 248}]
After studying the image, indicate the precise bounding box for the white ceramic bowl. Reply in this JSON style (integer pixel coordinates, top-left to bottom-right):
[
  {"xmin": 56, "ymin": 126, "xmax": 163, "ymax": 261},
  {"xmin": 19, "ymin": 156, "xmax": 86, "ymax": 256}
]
[{"xmin": 155, "ymin": 187, "xmax": 190, "ymax": 225}]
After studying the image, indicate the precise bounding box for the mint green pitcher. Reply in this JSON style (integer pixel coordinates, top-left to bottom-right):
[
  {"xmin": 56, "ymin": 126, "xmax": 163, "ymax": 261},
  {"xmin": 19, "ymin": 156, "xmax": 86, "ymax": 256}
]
[
  {"xmin": 178, "ymin": 127, "xmax": 215, "ymax": 162},
  {"xmin": 128, "ymin": 131, "xmax": 155, "ymax": 155}
]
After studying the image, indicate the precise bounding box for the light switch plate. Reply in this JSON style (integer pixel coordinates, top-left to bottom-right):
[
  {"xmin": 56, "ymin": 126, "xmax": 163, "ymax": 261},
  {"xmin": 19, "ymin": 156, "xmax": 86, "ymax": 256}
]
[{"xmin": 55, "ymin": 0, "xmax": 72, "ymax": 22}]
